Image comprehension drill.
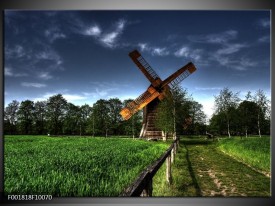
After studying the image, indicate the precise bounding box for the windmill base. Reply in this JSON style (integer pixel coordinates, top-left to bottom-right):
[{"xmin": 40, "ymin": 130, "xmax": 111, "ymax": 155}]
[{"xmin": 139, "ymin": 98, "xmax": 163, "ymax": 139}]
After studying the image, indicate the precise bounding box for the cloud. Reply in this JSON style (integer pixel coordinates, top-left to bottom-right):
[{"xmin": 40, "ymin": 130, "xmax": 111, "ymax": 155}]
[
  {"xmin": 138, "ymin": 43, "xmax": 148, "ymax": 51},
  {"xmin": 100, "ymin": 32, "xmax": 119, "ymax": 47},
  {"xmin": 234, "ymin": 58, "xmax": 258, "ymax": 71},
  {"xmin": 44, "ymin": 27, "xmax": 66, "ymax": 43},
  {"xmin": 5, "ymin": 45, "xmax": 25, "ymax": 59},
  {"xmin": 137, "ymin": 43, "xmax": 170, "ymax": 56},
  {"xmin": 195, "ymin": 87, "xmax": 222, "ymax": 91},
  {"xmin": 63, "ymin": 94, "xmax": 87, "ymax": 101},
  {"xmin": 78, "ymin": 18, "xmax": 127, "ymax": 49},
  {"xmin": 34, "ymin": 45, "xmax": 63, "ymax": 70},
  {"xmin": 258, "ymin": 35, "xmax": 270, "ymax": 43},
  {"xmin": 21, "ymin": 82, "xmax": 47, "ymax": 88},
  {"xmin": 84, "ymin": 25, "xmax": 101, "ymax": 36},
  {"xmin": 174, "ymin": 47, "xmax": 189, "ymax": 57},
  {"xmin": 258, "ymin": 18, "xmax": 270, "ymax": 28},
  {"xmin": 99, "ymin": 19, "xmax": 127, "ymax": 48},
  {"xmin": 188, "ymin": 30, "xmax": 238, "ymax": 44},
  {"xmin": 5, "ymin": 67, "xmax": 13, "ymax": 76},
  {"xmin": 38, "ymin": 72, "xmax": 53, "ymax": 80},
  {"xmin": 216, "ymin": 43, "xmax": 247, "ymax": 55},
  {"xmin": 152, "ymin": 47, "xmax": 170, "ymax": 56},
  {"xmin": 174, "ymin": 46, "xmax": 202, "ymax": 61},
  {"xmin": 33, "ymin": 92, "xmax": 87, "ymax": 102},
  {"xmin": 5, "ymin": 67, "xmax": 28, "ymax": 77},
  {"xmin": 35, "ymin": 50, "xmax": 62, "ymax": 64}
]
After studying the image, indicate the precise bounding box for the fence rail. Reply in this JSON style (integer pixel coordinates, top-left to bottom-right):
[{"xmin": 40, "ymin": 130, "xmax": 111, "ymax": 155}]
[{"xmin": 121, "ymin": 137, "xmax": 180, "ymax": 197}]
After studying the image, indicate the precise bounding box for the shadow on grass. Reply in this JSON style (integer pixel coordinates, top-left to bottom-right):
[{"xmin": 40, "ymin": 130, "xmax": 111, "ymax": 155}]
[
  {"xmin": 181, "ymin": 140, "xmax": 203, "ymax": 196},
  {"xmin": 180, "ymin": 137, "xmax": 214, "ymax": 146}
]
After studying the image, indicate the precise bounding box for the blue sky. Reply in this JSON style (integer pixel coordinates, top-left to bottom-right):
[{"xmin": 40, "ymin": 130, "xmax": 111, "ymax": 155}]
[{"xmin": 4, "ymin": 10, "xmax": 270, "ymax": 118}]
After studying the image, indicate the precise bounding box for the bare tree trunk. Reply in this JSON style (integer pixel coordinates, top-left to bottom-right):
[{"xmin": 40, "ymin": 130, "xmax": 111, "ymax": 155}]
[
  {"xmin": 245, "ymin": 127, "xmax": 248, "ymax": 138},
  {"xmin": 227, "ymin": 121, "xmax": 231, "ymax": 138},
  {"xmin": 257, "ymin": 114, "xmax": 261, "ymax": 137},
  {"xmin": 80, "ymin": 124, "xmax": 82, "ymax": 136},
  {"xmin": 162, "ymin": 131, "xmax": 167, "ymax": 141},
  {"xmin": 173, "ymin": 100, "xmax": 176, "ymax": 140},
  {"xmin": 132, "ymin": 116, "xmax": 135, "ymax": 139}
]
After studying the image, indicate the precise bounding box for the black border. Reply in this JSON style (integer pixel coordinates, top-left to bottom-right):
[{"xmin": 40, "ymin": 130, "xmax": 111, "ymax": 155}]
[{"xmin": 0, "ymin": 0, "xmax": 273, "ymax": 205}]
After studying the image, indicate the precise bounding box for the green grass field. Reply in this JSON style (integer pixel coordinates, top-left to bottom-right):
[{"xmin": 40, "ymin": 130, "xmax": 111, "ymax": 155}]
[
  {"xmin": 153, "ymin": 136, "xmax": 270, "ymax": 197},
  {"xmin": 217, "ymin": 136, "xmax": 270, "ymax": 174},
  {"xmin": 4, "ymin": 135, "xmax": 270, "ymax": 197},
  {"xmin": 4, "ymin": 135, "xmax": 169, "ymax": 196}
]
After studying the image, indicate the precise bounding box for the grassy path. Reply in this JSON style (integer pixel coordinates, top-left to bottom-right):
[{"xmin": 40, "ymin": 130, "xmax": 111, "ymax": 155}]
[{"xmin": 153, "ymin": 137, "xmax": 270, "ymax": 197}]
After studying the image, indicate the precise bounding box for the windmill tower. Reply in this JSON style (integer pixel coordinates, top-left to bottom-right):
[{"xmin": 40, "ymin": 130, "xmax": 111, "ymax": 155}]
[{"xmin": 120, "ymin": 50, "xmax": 196, "ymax": 139}]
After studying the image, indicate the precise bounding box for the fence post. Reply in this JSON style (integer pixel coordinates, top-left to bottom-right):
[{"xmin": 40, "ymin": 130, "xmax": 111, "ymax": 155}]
[
  {"xmin": 171, "ymin": 148, "xmax": 175, "ymax": 163},
  {"xmin": 166, "ymin": 153, "xmax": 172, "ymax": 184},
  {"xmin": 141, "ymin": 178, "xmax": 153, "ymax": 197},
  {"xmin": 173, "ymin": 142, "xmax": 177, "ymax": 154}
]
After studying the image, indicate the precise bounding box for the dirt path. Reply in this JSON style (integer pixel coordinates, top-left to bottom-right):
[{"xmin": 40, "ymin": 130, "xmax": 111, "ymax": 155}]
[{"xmin": 182, "ymin": 138, "xmax": 270, "ymax": 197}]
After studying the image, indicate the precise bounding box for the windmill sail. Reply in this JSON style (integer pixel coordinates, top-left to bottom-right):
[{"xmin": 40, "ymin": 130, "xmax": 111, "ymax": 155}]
[
  {"xmin": 120, "ymin": 86, "xmax": 160, "ymax": 120},
  {"xmin": 162, "ymin": 62, "xmax": 196, "ymax": 88},
  {"xmin": 129, "ymin": 50, "xmax": 161, "ymax": 88}
]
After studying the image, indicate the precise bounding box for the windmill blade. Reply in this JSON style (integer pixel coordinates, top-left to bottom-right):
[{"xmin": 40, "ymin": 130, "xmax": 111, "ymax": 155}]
[
  {"xmin": 161, "ymin": 62, "xmax": 196, "ymax": 89},
  {"xmin": 120, "ymin": 86, "xmax": 160, "ymax": 120},
  {"xmin": 129, "ymin": 50, "xmax": 161, "ymax": 88}
]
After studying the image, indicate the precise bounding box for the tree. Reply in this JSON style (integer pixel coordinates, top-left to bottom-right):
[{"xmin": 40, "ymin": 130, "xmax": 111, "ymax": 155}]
[
  {"xmin": 155, "ymin": 96, "xmax": 174, "ymax": 140},
  {"xmin": 237, "ymin": 100, "xmax": 259, "ymax": 137},
  {"xmin": 63, "ymin": 103, "xmax": 81, "ymax": 135},
  {"xmin": 79, "ymin": 104, "xmax": 92, "ymax": 135},
  {"xmin": 4, "ymin": 100, "xmax": 19, "ymax": 134},
  {"xmin": 253, "ymin": 90, "xmax": 270, "ymax": 137},
  {"xmin": 46, "ymin": 94, "xmax": 67, "ymax": 135},
  {"xmin": 17, "ymin": 100, "xmax": 35, "ymax": 134},
  {"xmin": 208, "ymin": 112, "xmax": 227, "ymax": 135},
  {"xmin": 121, "ymin": 99, "xmax": 142, "ymax": 138},
  {"xmin": 214, "ymin": 87, "xmax": 240, "ymax": 138},
  {"xmin": 172, "ymin": 86, "xmax": 193, "ymax": 135},
  {"xmin": 108, "ymin": 98, "xmax": 123, "ymax": 135},
  {"xmin": 155, "ymin": 86, "xmax": 194, "ymax": 138},
  {"xmin": 189, "ymin": 100, "xmax": 206, "ymax": 135},
  {"xmin": 33, "ymin": 101, "xmax": 47, "ymax": 134},
  {"xmin": 91, "ymin": 99, "xmax": 111, "ymax": 137}
]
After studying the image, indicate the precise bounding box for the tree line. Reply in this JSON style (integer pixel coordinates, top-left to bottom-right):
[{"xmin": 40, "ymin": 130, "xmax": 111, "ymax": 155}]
[
  {"xmin": 4, "ymin": 87, "xmax": 270, "ymax": 138},
  {"xmin": 4, "ymin": 95, "xmax": 142, "ymax": 137},
  {"xmin": 4, "ymin": 86, "xmax": 207, "ymax": 137},
  {"xmin": 209, "ymin": 88, "xmax": 270, "ymax": 137}
]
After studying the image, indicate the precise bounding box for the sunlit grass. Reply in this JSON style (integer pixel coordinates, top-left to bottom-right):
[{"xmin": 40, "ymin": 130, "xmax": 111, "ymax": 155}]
[
  {"xmin": 4, "ymin": 135, "xmax": 169, "ymax": 196},
  {"xmin": 217, "ymin": 136, "xmax": 270, "ymax": 173}
]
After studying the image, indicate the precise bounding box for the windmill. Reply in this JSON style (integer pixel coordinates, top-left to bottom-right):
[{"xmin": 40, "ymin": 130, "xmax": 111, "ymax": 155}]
[{"xmin": 120, "ymin": 50, "xmax": 196, "ymax": 139}]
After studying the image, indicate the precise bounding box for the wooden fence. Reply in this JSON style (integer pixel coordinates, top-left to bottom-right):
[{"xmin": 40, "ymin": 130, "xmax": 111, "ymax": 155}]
[{"xmin": 121, "ymin": 137, "xmax": 180, "ymax": 197}]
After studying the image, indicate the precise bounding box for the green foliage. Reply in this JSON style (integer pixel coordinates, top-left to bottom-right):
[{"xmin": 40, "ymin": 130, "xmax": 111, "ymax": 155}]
[
  {"xmin": 4, "ymin": 100, "xmax": 19, "ymax": 134},
  {"xmin": 155, "ymin": 96, "xmax": 174, "ymax": 135},
  {"xmin": 17, "ymin": 100, "xmax": 35, "ymax": 134},
  {"xmin": 210, "ymin": 89, "xmax": 270, "ymax": 137},
  {"xmin": 33, "ymin": 101, "xmax": 47, "ymax": 135},
  {"xmin": 46, "ymin": 94, "xmax": 67, "ymax": 135},
  {"xmin": 214, "ymin": 87, "xmax": 240, "ymax": 137},
  {"xmin": 4, "ymin": 135, "xmax": 169, "ymax": 196},
  {"xmin": 155, "ymin": 86, "xmax": 207, "ymax": 137}
]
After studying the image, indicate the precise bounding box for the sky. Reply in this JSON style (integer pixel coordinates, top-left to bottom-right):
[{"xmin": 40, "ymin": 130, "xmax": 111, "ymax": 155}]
[{"xmin": 4, "ymin": 10, "xmax": 271, "ymax": 119}]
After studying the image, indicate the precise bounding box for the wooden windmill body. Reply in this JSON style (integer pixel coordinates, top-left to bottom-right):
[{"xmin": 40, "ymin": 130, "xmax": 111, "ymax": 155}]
[{"xmin": 120, "ymin": 50, "xmax": 196, "ymax": 139}]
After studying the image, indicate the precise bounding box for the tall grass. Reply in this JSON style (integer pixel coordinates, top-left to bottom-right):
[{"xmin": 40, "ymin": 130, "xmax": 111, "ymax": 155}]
[
  {"xmin": 217, "ymin": 136, "xmax": 270, "ymax": 173},
  {"xmin": 4, "ymin": 135, "xmax": 169, "ymax": 196}
]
